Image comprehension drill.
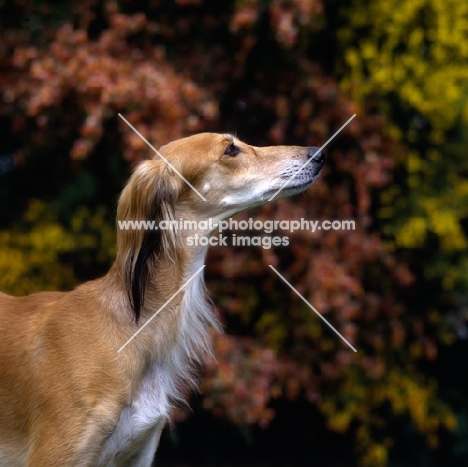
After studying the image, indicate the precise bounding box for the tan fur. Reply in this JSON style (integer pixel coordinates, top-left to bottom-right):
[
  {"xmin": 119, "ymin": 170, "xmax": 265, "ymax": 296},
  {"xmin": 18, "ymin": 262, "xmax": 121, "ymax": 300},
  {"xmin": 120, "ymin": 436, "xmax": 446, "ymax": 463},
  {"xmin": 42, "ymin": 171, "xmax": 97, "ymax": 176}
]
[{"xmin": 0, "ymin": 133, "xmax": 324, "ymax": 466}]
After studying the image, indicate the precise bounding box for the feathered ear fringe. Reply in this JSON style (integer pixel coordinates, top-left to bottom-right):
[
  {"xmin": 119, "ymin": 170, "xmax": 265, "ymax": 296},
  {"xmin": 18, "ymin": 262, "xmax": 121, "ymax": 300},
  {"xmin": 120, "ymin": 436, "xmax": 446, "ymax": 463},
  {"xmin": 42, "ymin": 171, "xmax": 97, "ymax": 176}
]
[{"xmin": 116, "ymin": 162, "xmax": 182, "ymax": 322}]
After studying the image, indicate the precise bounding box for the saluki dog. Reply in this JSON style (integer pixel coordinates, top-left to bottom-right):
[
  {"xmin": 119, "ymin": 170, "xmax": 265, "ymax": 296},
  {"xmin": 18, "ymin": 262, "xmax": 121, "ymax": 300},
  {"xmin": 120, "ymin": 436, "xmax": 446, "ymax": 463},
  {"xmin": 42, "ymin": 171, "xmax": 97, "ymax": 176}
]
[{"xmin": 0, "ymin": 133, "xmax": 324, "ymax": 466}]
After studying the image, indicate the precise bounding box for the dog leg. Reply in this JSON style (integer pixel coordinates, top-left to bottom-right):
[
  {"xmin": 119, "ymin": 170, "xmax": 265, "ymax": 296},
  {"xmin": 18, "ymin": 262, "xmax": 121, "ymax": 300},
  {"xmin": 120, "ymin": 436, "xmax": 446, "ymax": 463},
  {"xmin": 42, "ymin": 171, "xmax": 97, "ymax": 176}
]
[{"xmin": 126, "ymin": 421, "xmax": 165, "ymax": 467}]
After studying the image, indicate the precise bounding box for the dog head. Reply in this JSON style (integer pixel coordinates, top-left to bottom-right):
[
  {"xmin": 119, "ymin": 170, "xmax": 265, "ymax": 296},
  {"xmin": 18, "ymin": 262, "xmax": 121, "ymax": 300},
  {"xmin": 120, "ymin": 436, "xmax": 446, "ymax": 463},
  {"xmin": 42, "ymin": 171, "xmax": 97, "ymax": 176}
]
[
  {"xmin": 116, "ymin": 133, "xmax": 324, "ymax": 320},
  {"xmin": 157, "ymin": 133, "xmax": 324, "ymax": 217}
]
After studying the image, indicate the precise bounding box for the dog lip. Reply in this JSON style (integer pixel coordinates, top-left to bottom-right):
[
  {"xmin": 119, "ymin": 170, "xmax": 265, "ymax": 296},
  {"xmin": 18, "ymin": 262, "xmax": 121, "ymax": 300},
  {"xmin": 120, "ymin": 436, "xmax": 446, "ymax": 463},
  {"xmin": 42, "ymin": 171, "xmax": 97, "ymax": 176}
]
[
  {"xmin": 267, "ymin": 177, "xmax": 315, "ymax": 198},
  {"xmin": 282, "ymin": 170, "xmax": 319, "ymax": 189},
  {"xmin": 285, "ymin": 179, "xmax": 314, "ymax": 192}
]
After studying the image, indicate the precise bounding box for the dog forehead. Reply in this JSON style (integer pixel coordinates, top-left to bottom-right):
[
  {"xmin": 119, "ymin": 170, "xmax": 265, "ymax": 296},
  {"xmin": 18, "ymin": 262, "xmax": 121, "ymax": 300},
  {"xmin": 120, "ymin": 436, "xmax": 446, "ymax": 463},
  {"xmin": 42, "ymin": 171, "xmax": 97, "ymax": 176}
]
[{"xmin": 158, "ymin": 133, "xmax": 235, "ymax": 160}]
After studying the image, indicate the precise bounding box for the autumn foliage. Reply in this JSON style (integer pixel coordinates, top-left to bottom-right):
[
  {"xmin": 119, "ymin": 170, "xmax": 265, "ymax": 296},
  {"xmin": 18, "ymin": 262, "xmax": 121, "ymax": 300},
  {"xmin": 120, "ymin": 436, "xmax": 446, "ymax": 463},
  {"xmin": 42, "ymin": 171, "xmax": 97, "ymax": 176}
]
[{"xmin": 1, "ymin": 1, "xmax": 467, "ymax": 465}]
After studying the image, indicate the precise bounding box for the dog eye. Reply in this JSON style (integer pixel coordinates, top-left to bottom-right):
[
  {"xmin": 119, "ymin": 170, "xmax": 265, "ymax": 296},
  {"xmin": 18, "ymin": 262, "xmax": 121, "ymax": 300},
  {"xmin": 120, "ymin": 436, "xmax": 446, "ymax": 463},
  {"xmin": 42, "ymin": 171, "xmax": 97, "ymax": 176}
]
[{"xmin": 224, "ymin": 143, "xmax": 240, "ymax": 157}]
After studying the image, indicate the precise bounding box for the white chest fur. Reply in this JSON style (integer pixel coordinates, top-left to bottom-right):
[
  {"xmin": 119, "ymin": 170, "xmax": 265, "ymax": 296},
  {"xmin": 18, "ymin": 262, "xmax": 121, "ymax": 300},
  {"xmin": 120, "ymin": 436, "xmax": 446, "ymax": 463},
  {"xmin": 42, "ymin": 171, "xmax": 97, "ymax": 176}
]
[{"xmin": 97, "ymin": 362, "xmax": 171, "ymax": 466}]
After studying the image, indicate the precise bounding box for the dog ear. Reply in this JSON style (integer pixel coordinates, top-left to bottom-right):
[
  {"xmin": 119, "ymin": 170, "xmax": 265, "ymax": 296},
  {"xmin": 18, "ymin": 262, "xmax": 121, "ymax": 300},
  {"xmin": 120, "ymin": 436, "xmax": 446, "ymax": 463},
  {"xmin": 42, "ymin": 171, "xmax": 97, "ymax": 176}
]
[{"xmin": 116, "ymin": 160, "xmax": 183, "ymax": 322}]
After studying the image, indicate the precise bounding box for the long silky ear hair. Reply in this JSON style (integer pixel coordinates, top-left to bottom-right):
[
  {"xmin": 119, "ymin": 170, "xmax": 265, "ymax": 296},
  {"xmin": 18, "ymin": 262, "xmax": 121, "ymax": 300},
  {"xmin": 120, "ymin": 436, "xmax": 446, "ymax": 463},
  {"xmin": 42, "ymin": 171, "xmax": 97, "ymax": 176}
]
[{"xmin": 116, "ymin": 160, "xmax": 183, "ymax": 322}]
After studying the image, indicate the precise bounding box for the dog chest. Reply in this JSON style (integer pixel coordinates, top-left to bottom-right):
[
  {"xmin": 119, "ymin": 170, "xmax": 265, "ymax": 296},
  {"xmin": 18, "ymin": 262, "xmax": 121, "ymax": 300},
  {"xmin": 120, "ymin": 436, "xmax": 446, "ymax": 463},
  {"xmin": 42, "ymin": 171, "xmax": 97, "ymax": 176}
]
[{"xmin": 98, "ymin": 362, "xmax": 172, "ymax": 465}]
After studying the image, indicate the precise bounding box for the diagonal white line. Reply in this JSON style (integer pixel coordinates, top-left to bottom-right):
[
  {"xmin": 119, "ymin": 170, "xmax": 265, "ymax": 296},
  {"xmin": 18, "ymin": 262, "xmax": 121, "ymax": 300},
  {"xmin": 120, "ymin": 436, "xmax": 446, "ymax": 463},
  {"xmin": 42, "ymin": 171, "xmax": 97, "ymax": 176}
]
[
  {"xmin": 117, "ymin": 265, "xmax": 206, "ymax": 353},
  {"xmin": 268, "ymin": 265, "xmax": 357, "ymax": 352},
  {"xmin": 118, "ymin": 113, "xmax": 207, "ymax": 201},
  {"xmin": 268, "ymin": 114, "xmax": 356, "ymax": 201}
]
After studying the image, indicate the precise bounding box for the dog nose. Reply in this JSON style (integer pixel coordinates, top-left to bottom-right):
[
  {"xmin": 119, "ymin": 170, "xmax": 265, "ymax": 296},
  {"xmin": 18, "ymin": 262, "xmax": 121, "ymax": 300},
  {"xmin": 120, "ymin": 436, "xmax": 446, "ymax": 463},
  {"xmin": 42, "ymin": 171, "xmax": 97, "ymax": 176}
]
[{"xmin": 308, "ymin": 147, "xmax": 325, "ymax": 164}]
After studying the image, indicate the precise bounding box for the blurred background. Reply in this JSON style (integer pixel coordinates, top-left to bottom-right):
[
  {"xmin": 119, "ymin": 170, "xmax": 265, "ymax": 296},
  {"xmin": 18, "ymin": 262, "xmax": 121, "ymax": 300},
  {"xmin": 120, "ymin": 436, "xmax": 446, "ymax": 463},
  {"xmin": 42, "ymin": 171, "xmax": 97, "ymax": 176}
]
[{"xmin": 1, "ymin": 0, "xmax": 468, "ymax": 466}]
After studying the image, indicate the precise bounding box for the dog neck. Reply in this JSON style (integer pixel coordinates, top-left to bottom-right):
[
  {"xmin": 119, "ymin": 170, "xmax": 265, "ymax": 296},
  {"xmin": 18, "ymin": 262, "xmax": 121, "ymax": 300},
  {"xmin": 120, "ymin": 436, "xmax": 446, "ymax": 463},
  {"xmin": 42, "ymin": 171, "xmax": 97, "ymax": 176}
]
[{"xmin": 106, "ymin": 215, "xmax": 220, "ymax": 377}]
